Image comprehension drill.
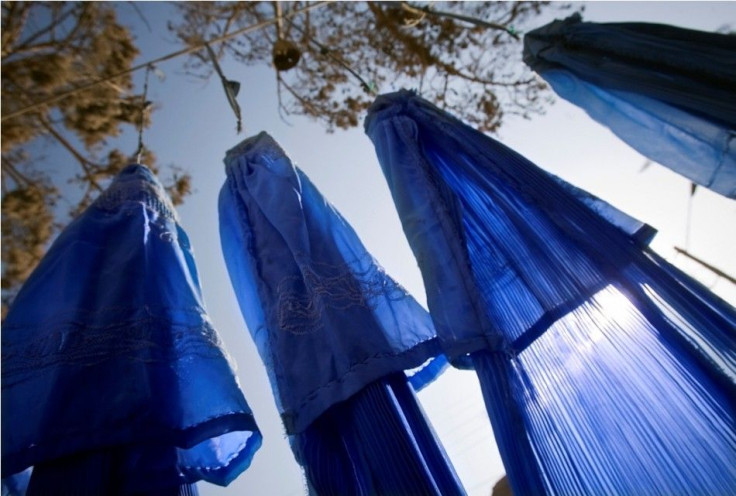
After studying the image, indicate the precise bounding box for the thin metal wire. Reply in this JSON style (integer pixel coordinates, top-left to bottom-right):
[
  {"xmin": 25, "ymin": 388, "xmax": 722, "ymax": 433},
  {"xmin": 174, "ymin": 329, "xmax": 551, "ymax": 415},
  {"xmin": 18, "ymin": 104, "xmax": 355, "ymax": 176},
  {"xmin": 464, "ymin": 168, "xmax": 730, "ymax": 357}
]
[
  {"xmin": 2, "ymin": 1, "xmax": 333, "ymax": 122},
  {"xmin": 135, "ymin": 64, "xmax": 153, "ymax": 164}
]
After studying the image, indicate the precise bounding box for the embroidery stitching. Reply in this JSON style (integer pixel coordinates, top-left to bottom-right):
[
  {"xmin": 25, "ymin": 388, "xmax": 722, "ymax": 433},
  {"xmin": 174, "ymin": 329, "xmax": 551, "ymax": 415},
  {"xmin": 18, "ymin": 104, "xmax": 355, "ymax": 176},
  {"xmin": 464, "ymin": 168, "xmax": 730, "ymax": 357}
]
[
  {"xmin": 2, "ymin": 317, "xmax": 226, "ymax": 386},
  {"xmin": 93, "ymin": 178, "xmax": 177, "ymax": 222},
  {"xmin": 275, "ymin": 254, "xmax": 410, "ymax": 335}
]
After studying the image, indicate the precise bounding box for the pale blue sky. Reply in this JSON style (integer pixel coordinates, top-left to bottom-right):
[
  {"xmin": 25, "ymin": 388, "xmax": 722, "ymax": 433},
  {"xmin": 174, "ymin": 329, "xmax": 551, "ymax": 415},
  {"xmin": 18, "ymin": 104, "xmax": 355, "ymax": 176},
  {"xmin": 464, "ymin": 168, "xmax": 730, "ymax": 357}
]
[{"xmin": 26, "ymin": 2, "xmax": 736, "ymax": 495}]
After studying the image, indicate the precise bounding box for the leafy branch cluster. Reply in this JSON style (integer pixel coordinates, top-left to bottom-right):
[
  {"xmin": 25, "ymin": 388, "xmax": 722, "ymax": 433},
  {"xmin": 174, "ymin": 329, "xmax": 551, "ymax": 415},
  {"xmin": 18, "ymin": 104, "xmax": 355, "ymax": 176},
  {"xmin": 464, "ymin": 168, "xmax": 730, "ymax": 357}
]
[
  {"xmin": 1, "ymin": 1, "xmax": 191, "ymax": 315},
  {"xmin": 170, "ymin": 1, "xmax": 568, "ymax": 132},
  {"xmin": 2, "ymin": 1, "xmax": 569, "ymax": 316}
]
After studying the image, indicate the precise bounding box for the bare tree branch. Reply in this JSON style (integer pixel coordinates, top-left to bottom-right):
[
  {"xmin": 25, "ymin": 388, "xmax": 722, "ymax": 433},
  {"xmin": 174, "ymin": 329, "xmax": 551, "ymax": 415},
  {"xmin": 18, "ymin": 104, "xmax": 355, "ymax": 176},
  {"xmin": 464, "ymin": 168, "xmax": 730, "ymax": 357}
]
[
  {"xmin": 1, "ymin": 157, "xmax": 33, "ymax": 186},
  {"xmin": 401, "ymin": 2, "xmax": 519, "ymax": 39},
  {"xmin": 37, "ymin": 116, "xmax": 104, "ymax": 192}
]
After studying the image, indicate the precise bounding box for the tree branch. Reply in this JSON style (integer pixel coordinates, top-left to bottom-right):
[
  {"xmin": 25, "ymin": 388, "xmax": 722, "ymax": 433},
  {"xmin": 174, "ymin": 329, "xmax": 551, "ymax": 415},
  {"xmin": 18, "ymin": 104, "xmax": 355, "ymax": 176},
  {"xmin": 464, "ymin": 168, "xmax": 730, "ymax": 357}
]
[
  {"xmin": 275, "ymin": 72, "xmax": 295, "ymax": 125},
  {"xmin": 3, "ymin": 1, "xmax": 333, "ymax": 122},
  {"xmin": 13, "ymin": 4, "xmax": 79, "ymax": 54},
  {"xmin": 1, "ymin": 2, "xmax": 32, "ymax": 57},
  {"xmin": 1, "ymin": 156, "xmax": 33, "ymax": 187},
  {"xmin": 368, "ymin": 2, "xmax": 526, "ymax": 90},
  {"xmin": 277, "ymin": 76, "xmax": 322, "ymax": 116},
  {"xmin": 38, "ymin": 117, "xmax": 104, "ymax": 192},
  {"xmin": 401, "ymin": 2, "xmax": 520, "ymax": 40},
  {"xmin": 5, "ymin": 40, "xmax": 70, "ymax": 57},
  {"xmin": 126, "ymin": 2, "xmax": 152, "ymax": 33}
]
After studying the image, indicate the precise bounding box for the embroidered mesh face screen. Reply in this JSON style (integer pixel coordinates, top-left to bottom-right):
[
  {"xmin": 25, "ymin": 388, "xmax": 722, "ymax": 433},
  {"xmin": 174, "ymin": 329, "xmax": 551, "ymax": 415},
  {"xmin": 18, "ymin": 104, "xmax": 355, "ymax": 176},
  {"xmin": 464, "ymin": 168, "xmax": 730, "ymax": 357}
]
[
  {"xmin": 2, "ymin": 165, "xmax": 262, "ymax": 494},
  {"xmin": 523, "ymin": 14, "xmax": 736, "ymax": 199},
  {"xmin": 365, "ymin": 90, "xmax": 736, "ymax": 496},
  {"xmin": 218, "ymin": 132, "xmax": 464, "ymax": 495}
]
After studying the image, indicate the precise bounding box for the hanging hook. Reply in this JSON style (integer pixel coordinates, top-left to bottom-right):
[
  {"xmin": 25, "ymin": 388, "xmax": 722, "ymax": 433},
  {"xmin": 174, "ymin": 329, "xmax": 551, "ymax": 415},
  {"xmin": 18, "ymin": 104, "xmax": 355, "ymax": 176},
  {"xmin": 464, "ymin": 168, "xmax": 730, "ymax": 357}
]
[
  {"xmin": 205, "ymin": 42, "xmax": 243, "ymax": 133},
  {"xmin": 135, "ymin": 64, "xmax": 154, "ymax": 164}
]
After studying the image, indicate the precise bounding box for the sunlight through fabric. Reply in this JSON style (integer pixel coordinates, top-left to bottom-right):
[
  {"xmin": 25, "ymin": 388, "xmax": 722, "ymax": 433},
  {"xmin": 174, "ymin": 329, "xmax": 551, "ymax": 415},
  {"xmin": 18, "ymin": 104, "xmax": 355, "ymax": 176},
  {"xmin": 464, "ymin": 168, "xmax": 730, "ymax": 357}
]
[
  {"xmin": 1, "ymin": 165, "xmax": 262, "ymax": 496},
  {"xmin": 218, "ymin": 132, "xmax": 463, "ymax": 495},
  {"xmin": 365, "ymin": 90, "xmax": 736, "ymax": 496}
]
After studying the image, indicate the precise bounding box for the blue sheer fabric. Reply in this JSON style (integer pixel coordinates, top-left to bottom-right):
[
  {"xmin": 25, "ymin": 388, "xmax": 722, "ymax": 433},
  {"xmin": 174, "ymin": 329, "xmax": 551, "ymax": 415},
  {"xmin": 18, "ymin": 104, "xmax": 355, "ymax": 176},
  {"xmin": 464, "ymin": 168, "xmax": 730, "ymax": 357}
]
[
  {"xmin": 1, "ymin": 469, "xmax": 30, "ymax": 496},
  {"xmin": 293, "ymin": 373, "xmax": 464, "ymax": 496},
  {"xmin": 524, "ymin": 13, "xmax": 736, "ymax": 198},
  {"xmin": 2, "ymin": 165, "xmax": 261, "ymax": 494},
  {"xmin": 219, "ymin": 132, "xmax": 463, "ymax": 494},
  {"xmin": 219, "ymin": 132, "xmax": 444, "ymax": 434},
  {"xmin": 365, "ymin": 90, "xmax": 736, "ymax": 495}
]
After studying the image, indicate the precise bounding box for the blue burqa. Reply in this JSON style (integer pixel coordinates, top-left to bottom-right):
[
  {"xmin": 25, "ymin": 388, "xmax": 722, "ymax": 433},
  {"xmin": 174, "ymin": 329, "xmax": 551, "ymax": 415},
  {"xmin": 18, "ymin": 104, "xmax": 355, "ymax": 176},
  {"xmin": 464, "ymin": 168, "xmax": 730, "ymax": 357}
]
[
  {"xmin": 218, "ymin": 132, "xmax": 463, "ymax": 495},
  {"xmin": 365, "ymin": 90, "xmax": 736, "ymax": 495},
  {"xmin": 524, "ymin": 13, "xmax": 736, "ymax": 198},
  {"xmin": 2, "ymin": 165, "xmax": 261, "ymax": 495}
]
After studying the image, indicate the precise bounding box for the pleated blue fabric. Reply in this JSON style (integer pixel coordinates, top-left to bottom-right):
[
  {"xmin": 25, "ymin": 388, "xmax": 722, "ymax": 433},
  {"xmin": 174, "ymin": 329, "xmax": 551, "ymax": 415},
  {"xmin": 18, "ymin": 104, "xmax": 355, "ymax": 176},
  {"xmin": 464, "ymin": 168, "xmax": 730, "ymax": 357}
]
[
  {"xmin": 365, "ymin": 90, "xmax": 736, "ymax": 495},
  {"xmin": 293, "ymin": 373, "xmax": 463, "ymax": 496},
  {"xmin": 219, "ymin": 132, "xmax": 463, "ymax": 494},
  {"xmin": 2, "ymin": 165, "xmax": 261, "ymax": 494},
  {"xmin": 524, "ymin": 13, "xmax": 736, "ymax": 198},
  {"xmin": 1, "ymin": 469, "xmax": 30, "ymax": 496}
]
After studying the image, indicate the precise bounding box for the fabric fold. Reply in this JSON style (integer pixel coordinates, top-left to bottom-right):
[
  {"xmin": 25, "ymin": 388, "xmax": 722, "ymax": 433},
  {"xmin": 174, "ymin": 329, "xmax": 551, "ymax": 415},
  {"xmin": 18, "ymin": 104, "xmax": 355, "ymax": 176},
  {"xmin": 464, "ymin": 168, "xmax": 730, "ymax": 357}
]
[
  {"xmin": 219, "ymin": 131, "xmax": 445, "ymax": 434},
  {"xmin": 523, "ymin": 13, "xmax": 736, "ymax": 198},
  {"xmin": 219, "ymin": 132, "xmax": 464, "ymax": 494},
  {"xmin": 365, "ymin": 89, "xmax": 736, "ymax": 495},
  {"xmin": 2, "ymin": 164, "xmax": 261, "ymax": 493}
]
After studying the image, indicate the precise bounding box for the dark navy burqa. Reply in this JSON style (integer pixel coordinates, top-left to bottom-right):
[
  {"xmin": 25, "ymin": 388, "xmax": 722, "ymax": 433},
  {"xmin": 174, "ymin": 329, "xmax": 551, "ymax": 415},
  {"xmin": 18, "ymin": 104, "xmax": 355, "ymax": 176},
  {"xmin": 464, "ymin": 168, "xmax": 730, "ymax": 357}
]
[
  {"xmin": 218, "ymin": 132, "xmax": 464, "ymax": 495},
  {"xmin": 524, "ymin": 13, "xmax": 736, "ymax": 198},
  {"xmin": 365, "ymin": 90, "xmax": 736, "ymax": 495},
  {"xmin": 2, "ymin": 165, "xmax": 261, "ymax": 495}
]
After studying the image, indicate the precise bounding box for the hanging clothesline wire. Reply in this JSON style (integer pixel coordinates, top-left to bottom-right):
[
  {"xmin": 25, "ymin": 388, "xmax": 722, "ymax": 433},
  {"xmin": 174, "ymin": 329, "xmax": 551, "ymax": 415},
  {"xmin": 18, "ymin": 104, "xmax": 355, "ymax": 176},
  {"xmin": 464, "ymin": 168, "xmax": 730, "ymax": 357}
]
[{"xmin": 1, "ymin": 1, "xmax": 333, "ymax": 122}]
